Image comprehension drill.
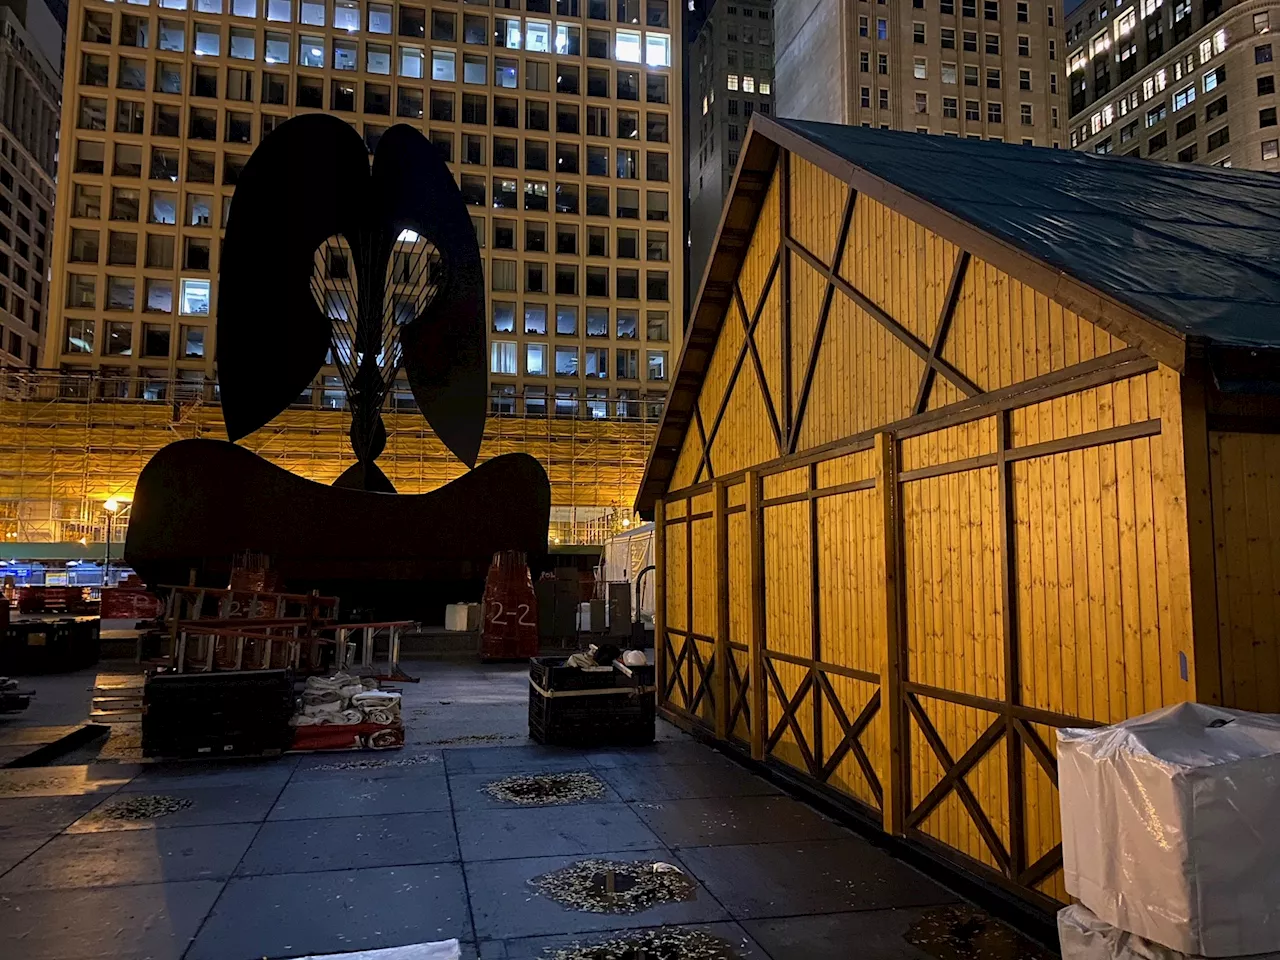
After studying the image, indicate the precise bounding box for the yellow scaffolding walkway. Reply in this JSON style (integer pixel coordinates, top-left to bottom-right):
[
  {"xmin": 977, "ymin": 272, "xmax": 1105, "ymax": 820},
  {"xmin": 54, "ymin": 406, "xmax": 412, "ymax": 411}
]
[{"xmin": 0, "ymin": 373, "xmax": 657, "ymax": 545}]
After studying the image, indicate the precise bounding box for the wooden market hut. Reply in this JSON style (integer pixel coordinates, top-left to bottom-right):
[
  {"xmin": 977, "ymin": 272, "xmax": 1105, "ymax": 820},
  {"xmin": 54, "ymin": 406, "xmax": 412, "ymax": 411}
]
[{"xmin": 635, "ymin": 116, "xmax": 1280, "ymax": 911}]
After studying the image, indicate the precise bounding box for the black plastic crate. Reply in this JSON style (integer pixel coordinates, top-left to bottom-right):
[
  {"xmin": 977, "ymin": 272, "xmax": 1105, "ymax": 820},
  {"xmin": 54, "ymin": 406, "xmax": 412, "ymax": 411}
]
[
  {"xmin": 0, "ymin": 619, "xmax": 100, "ymax": 674},
  {"xmin": 529, "ymin": 656, "xmax": 656, "ymax": 692},
  {"xmin": 528, "ymin": 657, "xmax": 655, "ymax": 747},
  {"xmin": 142, "ymin": 669, "xmax": 294, "ymax": 759}
]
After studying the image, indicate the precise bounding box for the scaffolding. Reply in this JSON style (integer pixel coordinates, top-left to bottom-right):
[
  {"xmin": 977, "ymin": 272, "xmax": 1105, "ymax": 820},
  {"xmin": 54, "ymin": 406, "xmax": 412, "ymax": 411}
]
[{"xmin": 0, "ymin": 370, "xmax": 657, "ymax": 545}]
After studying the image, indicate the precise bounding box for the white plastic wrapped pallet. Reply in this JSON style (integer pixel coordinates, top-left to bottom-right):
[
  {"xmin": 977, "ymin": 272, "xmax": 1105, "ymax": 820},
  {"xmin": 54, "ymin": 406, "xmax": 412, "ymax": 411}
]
[
  {"xmin": 1058, "ymin": 905, "xmax": 1280, "ymax": 960},
  {"xmin": 1058, "ymin": 703, "xmax": 1280, "ymax": 957}
]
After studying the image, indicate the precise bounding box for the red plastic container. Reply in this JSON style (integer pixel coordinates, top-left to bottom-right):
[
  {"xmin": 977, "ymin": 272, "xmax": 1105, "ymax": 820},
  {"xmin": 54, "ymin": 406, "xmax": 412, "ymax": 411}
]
[{"xmin": 480, "ymin": 550, "xmax": 539, "ymax": 661}]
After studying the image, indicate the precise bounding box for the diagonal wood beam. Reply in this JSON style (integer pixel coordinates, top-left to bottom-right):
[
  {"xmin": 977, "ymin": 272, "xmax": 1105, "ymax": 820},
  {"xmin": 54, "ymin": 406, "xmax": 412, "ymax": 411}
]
[
  {"xmin": 1018, "ymin": 844, "xmax": 1064, "ymax": 889},
  {"xmin": 697, "ymin": 252, "xmax": 781, "ymax": 481},
  {"xmin": 692, "ymin": 405, "xmax": 712, "ymax": 484},
  {"xmin": 764, "ymin": 659, "xmax": 817, "ymax": 775},
  {"xmin": 667, "ymin": 634, "xmax": 691, "ymax": 707},
  {"xmin": 907, "ymin": 693, "xmax": 1012, "ymax": 874},
  {"xmin": 906, "ymin": 714, "xmax": 1005, "ymax": 829},
  {"xmin": 786, "ymin": 238, "xmax": 982, "ymax": 400},
  {"xmin": 818, "ymin": 675, "xmax": 883, "ymax": 806},
  {"xmin": 789, "ymin": 188, "xmax": 858, "ymax": 454},
  {"xmin": 726, "ymin": 654, "xmax": 751, "ymax": 735},
  {"xmin": 1013, "ymin": 717, "xmax": 1059, "ymax": 787},
  {"xmin": 734, "ymin": 282, "xmax": 785, "ymax": 456},
  {"xmin": 914, "ymin": 250, "xmax": 972, "ymax": 415},
  {"xmin": 686, "ymin": 639, "xmax": 715, "ymax": 718}
]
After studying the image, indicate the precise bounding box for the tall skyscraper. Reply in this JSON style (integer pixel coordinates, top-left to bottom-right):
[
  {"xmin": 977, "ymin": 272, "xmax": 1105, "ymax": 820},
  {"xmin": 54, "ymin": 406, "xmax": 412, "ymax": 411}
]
[
  {"xmin": 1065, "ymin": 0, "xmax": 1279, "ymax": 170},
  {"xmin": 0, "ymin": 0, "xmax": 63, "ymax": 369},
  {"xmin": 687, "ymin": 0, "xmax": 773, "ymax": 289},
  {"xmin": 48, "ymin": 0, "xmax": 682, "ymax": 424},
  {"xmin": 772, "ymin": 0, "xmax": 1068, "ymax": 147}
]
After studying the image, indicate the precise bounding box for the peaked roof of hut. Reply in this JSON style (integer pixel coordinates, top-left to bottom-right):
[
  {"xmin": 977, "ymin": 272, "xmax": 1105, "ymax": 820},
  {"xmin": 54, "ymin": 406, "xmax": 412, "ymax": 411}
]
[{"xmin": 637, "ymin": 116, "xmax": 1280, "ymax": 512}]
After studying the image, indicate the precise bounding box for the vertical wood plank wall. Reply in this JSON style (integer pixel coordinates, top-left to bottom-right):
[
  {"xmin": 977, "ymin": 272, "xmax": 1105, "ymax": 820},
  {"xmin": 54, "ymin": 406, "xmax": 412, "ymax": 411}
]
[
  {"xmin": 1209, "ymin": 431, "xmax": 1280, "ymax": 712},
  {"xmin": 653, "ymin": 150, "xmax": 1210, "ymax": 910}
]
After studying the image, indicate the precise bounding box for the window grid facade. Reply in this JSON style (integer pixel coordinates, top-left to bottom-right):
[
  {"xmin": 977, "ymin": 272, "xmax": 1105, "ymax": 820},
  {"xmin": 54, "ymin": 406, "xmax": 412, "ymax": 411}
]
[
  {"xmin": 1066, "ymin": 0, "xmax": 1280, "ymax": 172},
  {"xmin": 0, "ymin": 7, "xmax": 60, "ymax": 370},
  {"xmin": 49, "ymin": 0, "xmax": 682, "ymax": 419},
  {"xmin": 772, "ymin": 0, "xmax": 1065, "ymax": 147}
]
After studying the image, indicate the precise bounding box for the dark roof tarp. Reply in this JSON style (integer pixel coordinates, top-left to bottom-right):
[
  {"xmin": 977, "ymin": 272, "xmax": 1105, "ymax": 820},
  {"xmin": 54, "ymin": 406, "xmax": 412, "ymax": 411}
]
[{"xmin": 775, "ymin": 118, "xmax": 1280, "ymax": 349}]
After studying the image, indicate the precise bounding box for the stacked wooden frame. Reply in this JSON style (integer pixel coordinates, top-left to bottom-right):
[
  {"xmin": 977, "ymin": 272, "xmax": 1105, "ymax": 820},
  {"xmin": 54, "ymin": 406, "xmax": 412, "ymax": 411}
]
[{"xmin": 636, "ymin": 116, "xmax": 1280, "ymax": 911}]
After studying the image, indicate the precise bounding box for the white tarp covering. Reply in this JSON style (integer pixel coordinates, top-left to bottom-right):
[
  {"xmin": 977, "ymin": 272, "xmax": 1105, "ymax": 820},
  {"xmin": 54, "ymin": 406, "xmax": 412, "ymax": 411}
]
[
  {"xmin": 601, "ymin": 524, "xmax": 654, "ymax": 622},
  {"xmin": 1058, "ymin": 905, "xmax": 1280, "ymax": 960},
  {"xmin": 1059, "ymin": 703, "xmax": 1280, "ymax": 957}
]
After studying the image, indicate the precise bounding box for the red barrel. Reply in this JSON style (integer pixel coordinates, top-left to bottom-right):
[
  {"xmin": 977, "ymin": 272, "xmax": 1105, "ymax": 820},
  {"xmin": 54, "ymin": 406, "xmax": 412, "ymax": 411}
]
[{"xmin": 479, "ymin": 550, "xmax": 539, "ymax": 661}]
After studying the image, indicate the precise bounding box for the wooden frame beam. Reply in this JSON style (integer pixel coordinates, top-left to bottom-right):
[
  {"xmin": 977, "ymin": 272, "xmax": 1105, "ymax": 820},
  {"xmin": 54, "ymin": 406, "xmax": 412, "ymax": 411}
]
[
  {"xmin": 907, "ymin": 693, "xmax": 1012, "ymax": 874},
  {"xmin": 997, "ymin": 409, "xmax": 1027, "ymax": 877},
  {"xmin": 818, "ymin": 677, "xmax": 884, "ymax": 808},
  {"xmin": 789, "ymin": 186, "xmax": 859, "ymax": 454},
  {"xmin": 714, "ymin": 478, "xmax": 730, "ymax": 740},
  {"xmin": 654, "ymin": 497, "xmax": 666, "ymax": 707},
  {"xmin": 693, "ymin": 406, "xmax": 712, "ymax": 484},
  {"xmin": 764, "ymin": 658, "xmax": 818, "ymax": 775},
  {"xmin": 914, "ymin": 250, "xmax": 972, "ymax": 415},
  {"xmin": 786, "ymin": 235, "xmax": 983, "ymax": 401},
  {"xmin": 746, "ymin": 469, "xmax": 767, "ymax": 761},
  {"xmin": 734, "ymin": 280, "xmax": 786, "ymax": 456},
  {"xmin": 695, "ymin": 252, "xmax": 782, "ymax": 488},
  {"xmin": 726, "ymin": 647, "xmax": 752, "ymax": 740},
  {"xmin": 906, "ymin": 716, "xmax": 1005, "ymax": 830},
  {"xmin": 780, "ymin": 150, "xmax": 794, "ymax": 440}
]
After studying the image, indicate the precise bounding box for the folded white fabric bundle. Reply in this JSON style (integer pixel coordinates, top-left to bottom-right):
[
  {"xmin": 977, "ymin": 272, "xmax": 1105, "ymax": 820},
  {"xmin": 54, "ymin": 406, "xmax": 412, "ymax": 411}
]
[
  {"xmin": 302, "ymin": 699, "xmax": 343, "ymax": 718},
  {"xmin": 352, "ymin": 691, "xmax": 402, "ymax": 721},
  {"xmin": 301, "ymin": 689, "xmax": 343, "ymax": 707},
  {"xmin": 293, "ymin": 674, "xmax": 395, "ymax": 730}
]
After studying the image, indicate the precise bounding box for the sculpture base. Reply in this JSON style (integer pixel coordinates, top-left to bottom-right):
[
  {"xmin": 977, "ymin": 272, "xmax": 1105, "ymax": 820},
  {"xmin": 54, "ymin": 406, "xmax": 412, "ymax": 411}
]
[{"xmin": 124, "ymin": 439, "xmax": 552, "ymax": 620}]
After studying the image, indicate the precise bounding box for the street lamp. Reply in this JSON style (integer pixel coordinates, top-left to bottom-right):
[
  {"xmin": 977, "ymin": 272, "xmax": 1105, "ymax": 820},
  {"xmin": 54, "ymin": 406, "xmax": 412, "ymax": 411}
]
[{"xmin": 104, "ymin": 499, "xmax": 120, "ymax": 589}]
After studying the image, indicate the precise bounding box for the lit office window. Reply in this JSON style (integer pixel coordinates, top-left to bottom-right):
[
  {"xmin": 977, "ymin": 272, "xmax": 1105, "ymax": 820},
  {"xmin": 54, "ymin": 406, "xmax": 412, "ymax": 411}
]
[
  {"xmin": 180, "ymin": 279, "xmax": 211, "ymax": 315},
  {"xmin": 646, "ymin": 33, "xmax": 671, "ymax": 66},
  {"xmin": 616, "ymin": 29, "xmax": 642, "ymax": 61}
]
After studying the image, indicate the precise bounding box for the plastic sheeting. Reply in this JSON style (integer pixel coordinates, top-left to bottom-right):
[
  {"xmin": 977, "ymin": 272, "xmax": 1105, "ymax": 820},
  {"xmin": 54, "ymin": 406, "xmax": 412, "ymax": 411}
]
[
  {"xmin": 773, "ymin": 119, "xmax": 1280, "ymax": 350},
  {"xmin": 1058, "ymin": 905, "xmax": 1280, "ymax": 960},
  {"xmin": 292, "ymin": 940, "xmax": 461, "ymax": 960},
  {"xmin": 601, "ymin": 524, "xmax": 654, "ymax": 623},
  {"xmin": 1058, "ymin": 703, "xmax": 1280, "ymax": 957}
]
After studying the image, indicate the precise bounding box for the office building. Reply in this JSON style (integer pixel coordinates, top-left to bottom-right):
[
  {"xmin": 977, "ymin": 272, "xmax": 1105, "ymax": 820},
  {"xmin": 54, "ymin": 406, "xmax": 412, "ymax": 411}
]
[
  {"xmin": 48, "ymin": 0, "xmax": 682, "ymax": 424},
  {"xmin": 0, "ymin": 0, "xmax": 63, "ymax": 369},
  {"xmin": 773, "ymin": 0, "xmax": 1067, "ymax": 146},
  {"xmin": 1066, "ymin": 0, "xmax": 1280, "ymax": 169},
  {"xmin": 687, "ymin": 0, "xmax": 773, "ymax": 290}
]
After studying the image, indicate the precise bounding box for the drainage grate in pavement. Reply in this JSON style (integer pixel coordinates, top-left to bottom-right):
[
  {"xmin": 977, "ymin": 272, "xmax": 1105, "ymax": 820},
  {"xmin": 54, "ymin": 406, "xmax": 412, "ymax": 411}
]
[
  {"xmin": 906, "ymin": 905, "xmax": 1056, "ymax": 960},
  {"xmin": 543, "ymin": 927, "xmax": 744, "ymax": 960},
  {"xmin": 483, "ymin": 771, "xmax": 606, "ymax": 806},
  {"xmin": 529, "ymin": 858, "xmax": 697, "ymax": 914},
  {"xmin": 85, "ymin": 794, "xmax": 193, "ymax": 822}
]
